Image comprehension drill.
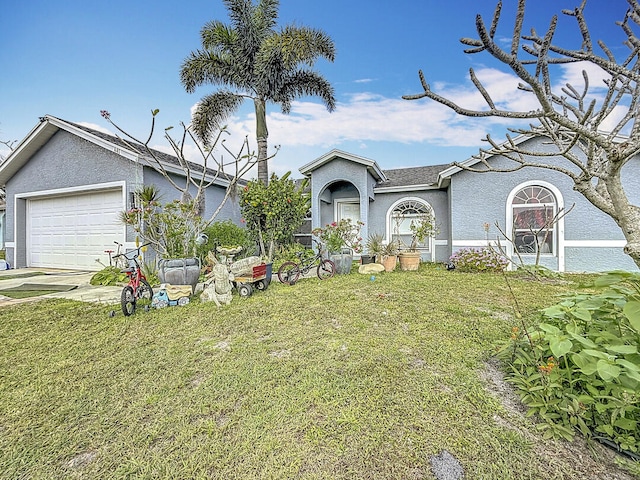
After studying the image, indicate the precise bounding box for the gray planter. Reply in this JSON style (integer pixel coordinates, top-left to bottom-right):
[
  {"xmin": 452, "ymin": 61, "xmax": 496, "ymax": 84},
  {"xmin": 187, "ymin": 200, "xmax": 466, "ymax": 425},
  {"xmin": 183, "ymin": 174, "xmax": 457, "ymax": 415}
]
[
  {"xmin": 330, "ymin": 249, "xmax": 354, "ymax": 274},
  {"xmin": 158, "ymin": 257, "xmax": 201, "ymax": 291}
]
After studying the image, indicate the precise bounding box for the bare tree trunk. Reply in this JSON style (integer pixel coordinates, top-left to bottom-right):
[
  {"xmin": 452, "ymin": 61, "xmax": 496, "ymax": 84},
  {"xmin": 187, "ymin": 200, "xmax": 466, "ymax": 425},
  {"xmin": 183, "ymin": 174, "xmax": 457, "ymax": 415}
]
[
  {"xmin": 606, "ymin": 174, "xmax": 640, "ymax": 268},
  {"xmin": 255, "ymin": 98, "xmax": 269, "ymax": 186}
]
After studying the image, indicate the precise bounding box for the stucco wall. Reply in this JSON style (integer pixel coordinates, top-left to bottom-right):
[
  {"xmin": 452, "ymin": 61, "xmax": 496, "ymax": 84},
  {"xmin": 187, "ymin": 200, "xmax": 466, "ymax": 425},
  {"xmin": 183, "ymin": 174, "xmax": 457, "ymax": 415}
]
[
  {"xmin": 142, "ymin": 168, "xmax": 240, "ymax": 225},
  {"xmin": 449, "ymin": 136, "xmax": 639, "ymax": 272},
  {"xmin": 5, "ymin": 129, "xmax": 241, "ymax": 267},
  {"xmin": 307, "ymin": 156, "xmax": 450, "ymax": 262},
  {"xmin": 5, "ymin": 131, "xmax": 139, "ymax": 266},
  {"xmin": 309, "ymin": 158, "xmax": 374, "ymax": 241}
]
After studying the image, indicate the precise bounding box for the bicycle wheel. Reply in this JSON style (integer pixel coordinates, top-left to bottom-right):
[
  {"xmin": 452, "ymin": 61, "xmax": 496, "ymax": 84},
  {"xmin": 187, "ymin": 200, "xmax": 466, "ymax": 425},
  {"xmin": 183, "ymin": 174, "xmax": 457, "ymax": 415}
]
[
  {"xmin": 277, "ymin": 262, "xmax": 301, "ymax": 285},
  {"xmin": 317, "ymin": 259, "xmax": 336, "ymax": 280},
  {"xmin": 121, "ymin": 286, "xmax": 136, "ymax": 316},
  {"xmin": 136, "ymin": 279, "xmax": 153, "ymax": 309}
]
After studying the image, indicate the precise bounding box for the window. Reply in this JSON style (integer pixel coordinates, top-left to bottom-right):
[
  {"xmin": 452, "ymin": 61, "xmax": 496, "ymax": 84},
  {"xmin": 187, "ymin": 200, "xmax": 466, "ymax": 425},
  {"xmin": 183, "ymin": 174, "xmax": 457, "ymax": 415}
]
[
  {"xmin": 390, "ymin": 199, "xmax": 432, "ymax": 251},
  {"xmin": 511, "ymin": 185, "xmax": 556, "ymax": 254}
]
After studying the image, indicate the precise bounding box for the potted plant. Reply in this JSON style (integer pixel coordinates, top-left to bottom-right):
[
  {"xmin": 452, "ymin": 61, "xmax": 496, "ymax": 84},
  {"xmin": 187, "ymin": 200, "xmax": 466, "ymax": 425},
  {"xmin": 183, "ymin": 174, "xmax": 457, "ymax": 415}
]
[
  {"xmin": 312, "ymin": 219, "xmax": 364, "ymax": 274},
  {"xmin": 121, "ymin": 186, "xmax": 205, "ymax": 290},
  {"xmin": 380, "ymin": 240, "xmax": 400, "ymax": 272},
  {"xmin": 396, "ymin": 211, "xmax": 438, "ymax": 271},
  {"xmin": 363, "ymin": 233, "xmax": 384, "ymax": 265}
]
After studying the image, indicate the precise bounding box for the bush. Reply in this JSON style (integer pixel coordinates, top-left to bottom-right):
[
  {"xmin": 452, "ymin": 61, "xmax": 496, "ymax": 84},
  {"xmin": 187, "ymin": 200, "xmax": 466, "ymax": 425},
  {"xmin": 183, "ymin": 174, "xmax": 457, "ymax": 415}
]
[
  {"xmin": 240, "ymin": 172, "xmax": 309, "ymax": 259},
  {"xmin": 90, "ymin": 267, "xmax": 127, "ymax": 286},
  {"xmin": 499, "ymin": 271, "xmax": 640, "ymax": 453},
  {"xmin": 198, "ymin": 220, "xmax": 255, "ymax": 259},
  {"xmin": 449, "ymin": 247, "xmax": 508, "ymax": 272},
  {"xmin": 272, "ymin": 242, "xmax": 309, "ymax": 270}
]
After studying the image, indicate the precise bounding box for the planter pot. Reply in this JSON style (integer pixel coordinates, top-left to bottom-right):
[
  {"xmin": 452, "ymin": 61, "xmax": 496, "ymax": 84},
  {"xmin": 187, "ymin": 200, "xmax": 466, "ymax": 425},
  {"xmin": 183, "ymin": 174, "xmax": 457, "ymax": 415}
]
[
  {"xmin": 380, "ymin": 255, "xmax": 397, "ymax": 272},
  {"xmin": 360, "ymin": 255, "xmax": 375, "ymax": 265},
  {"xmin": 158, "ymin": 257, "xmax": 201, "ymax": 291},
  {"xmin": 330, "ymin": 249, "xmax": 354, "ymax": 274},
  {"xmin": 399, "ymin": 251, "xmax": 421, "ymax": 271}
]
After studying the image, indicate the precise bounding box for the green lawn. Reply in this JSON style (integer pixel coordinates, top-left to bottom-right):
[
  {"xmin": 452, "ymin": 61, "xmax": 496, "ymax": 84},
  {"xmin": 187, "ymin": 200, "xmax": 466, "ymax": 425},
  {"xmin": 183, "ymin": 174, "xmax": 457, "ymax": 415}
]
[{"xmin": 0, "ymin": 265, "xmax": 636, "ymax": 479}]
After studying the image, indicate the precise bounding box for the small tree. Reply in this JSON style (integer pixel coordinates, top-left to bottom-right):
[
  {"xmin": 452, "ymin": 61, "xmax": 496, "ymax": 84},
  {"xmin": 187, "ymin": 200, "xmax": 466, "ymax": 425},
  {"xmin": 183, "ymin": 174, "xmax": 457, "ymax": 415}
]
[
  {"xmin": 491, "ymin": 204, "xmax": 574, "ymax": 275},
  {"xmin": 240, "ymin": 172, "xmax": 310, "ymax": 260},
  {"xmin": 404, "ymin": 0, "xmax": 640, "ymax": 268},
  {"xmin": 102, "ymin": 109, "xmax": 256, "ymax": 219},
  {"xmin": 101, "ymin": 109, "xmax": 258, "ymax": 256}
]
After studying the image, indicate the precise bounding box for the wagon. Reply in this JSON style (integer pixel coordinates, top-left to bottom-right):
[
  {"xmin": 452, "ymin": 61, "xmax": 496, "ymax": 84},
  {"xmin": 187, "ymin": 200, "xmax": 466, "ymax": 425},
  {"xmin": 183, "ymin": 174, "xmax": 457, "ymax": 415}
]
[{"xmin": 233, "ymin": 263, "xmax": 271, "ymax": 297}]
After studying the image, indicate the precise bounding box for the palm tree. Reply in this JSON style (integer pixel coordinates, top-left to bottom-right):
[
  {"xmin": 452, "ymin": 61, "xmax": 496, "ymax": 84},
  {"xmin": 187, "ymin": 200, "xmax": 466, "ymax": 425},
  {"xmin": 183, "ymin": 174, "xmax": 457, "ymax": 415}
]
[{"xmin": 180, "ymin": 0, "xmax": 336, "ymax": 185}]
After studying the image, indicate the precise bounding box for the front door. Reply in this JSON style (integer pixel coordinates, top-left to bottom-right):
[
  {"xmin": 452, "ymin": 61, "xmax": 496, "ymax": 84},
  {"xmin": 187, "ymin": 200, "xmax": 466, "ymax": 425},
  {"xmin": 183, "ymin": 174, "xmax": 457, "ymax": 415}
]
[{"xmin": 336, "ymin": 200, "xmax": 361, "ymax": 224}]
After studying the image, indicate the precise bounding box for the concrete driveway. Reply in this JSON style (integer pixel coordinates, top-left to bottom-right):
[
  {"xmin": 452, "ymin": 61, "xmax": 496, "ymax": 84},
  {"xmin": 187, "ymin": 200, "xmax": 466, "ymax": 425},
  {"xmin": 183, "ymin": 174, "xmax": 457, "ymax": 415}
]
[{"xmin": 0, "ymin": 268, "xmax": 122, "ymax": 306}]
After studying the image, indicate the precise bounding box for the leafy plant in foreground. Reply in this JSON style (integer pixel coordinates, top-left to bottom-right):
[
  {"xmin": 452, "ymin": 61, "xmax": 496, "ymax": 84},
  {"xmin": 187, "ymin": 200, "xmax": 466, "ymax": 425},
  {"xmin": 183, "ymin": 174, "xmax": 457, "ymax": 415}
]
[{"xmin": 499, "ymin": 271, "xmax": 640, "ymax": 453}]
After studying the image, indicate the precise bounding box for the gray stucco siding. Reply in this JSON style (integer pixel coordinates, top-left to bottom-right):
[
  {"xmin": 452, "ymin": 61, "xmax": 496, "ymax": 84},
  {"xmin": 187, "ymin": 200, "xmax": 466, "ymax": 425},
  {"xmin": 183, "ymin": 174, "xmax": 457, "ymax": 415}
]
[
  {"xmin": 309, "ymin": 158, "xmax": 371, "ymax": 239},
  {"xmin": 565, "ymin": 247, "xmax": 637, "ymax": 272},
  {"xmin": 367, "ymin": 190, "xmax": 449, "ymax": 242},
  {"xmin": 142, "ymin": 168, "xmax": 240, "ymax": 226},
  {"xmin": 7, "ymin": 131, "xmax": 137, "ymax": 197},
  {"xmin": 450, "ymin": 153, "xmax": 627, "ymax": 243},
  {"xmin": 448, "ymin": 137, "xmax": 638, "ymax": 271},
  {"xmin": 5, "ymin": 131, "xmax": 138, "ymax": 266}
]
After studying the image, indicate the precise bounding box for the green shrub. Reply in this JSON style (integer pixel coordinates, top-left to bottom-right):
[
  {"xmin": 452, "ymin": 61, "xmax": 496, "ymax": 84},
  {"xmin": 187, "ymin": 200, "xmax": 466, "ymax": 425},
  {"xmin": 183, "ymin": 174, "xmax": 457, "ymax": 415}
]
[
  {"xmin": 198, "ymin": 220, "xmax": 255, "ymax": 259},
  {"xmin": 499, "ymin": 271, "xmax": 640, "ymax": 452},
  {"xmin": 90, "ymin": 267, "xmax": 127, "ymax": 286},
  {"xmin": 449, "ymin": 247, "xmax": 508, "ymax": 272},
  {"xmin": 240, "ymin": 172, "xmax": 309, "ymax": 260},
  {"xmin": 272, "ymin": 242, "xmax": 309, "ymax": 270}
]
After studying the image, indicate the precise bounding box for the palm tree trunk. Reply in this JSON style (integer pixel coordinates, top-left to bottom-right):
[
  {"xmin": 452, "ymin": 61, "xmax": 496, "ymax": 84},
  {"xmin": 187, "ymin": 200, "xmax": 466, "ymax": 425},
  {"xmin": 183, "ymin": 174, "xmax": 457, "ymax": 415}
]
[{"xmin": 254, "ymin": 98, "xmax": 269, "ymax": 185}]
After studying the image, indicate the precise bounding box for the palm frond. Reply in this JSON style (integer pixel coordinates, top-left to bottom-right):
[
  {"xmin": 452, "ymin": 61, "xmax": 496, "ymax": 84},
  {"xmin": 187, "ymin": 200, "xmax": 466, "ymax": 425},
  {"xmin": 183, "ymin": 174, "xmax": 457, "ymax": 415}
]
[
  {"xmin": 200, "ymin": 20, "xmax": 237, "ymax": 52},
  {"xmin": 180, "ymin": 49, "xmax": 238, "ymax": 93},
  {"xmin": 191, "ymin": 92, "xmax": 245, "ymax": 145},
  {"xmin": 276, "ymin": 70, "xmax": 336, "ymax": 113}
]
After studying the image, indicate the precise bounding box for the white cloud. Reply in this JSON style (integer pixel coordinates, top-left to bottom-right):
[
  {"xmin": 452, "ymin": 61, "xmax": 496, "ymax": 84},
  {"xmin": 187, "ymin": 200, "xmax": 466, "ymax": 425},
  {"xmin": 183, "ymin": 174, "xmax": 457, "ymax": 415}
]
[
  {"xmin": 558, "ymin": 61, "xmax": 611, "ymax": 91},
  {"xmin": 174, "ymin": 61, "xmax": 626, "ymax": 176},
  {"xmin": 214, "ymin": 67, "xmax": 543, "ymax": 156}
]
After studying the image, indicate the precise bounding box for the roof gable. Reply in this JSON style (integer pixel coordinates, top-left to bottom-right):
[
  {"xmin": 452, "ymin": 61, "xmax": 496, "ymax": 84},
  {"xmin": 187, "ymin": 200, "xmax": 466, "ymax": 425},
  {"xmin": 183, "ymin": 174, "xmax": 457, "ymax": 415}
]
[
  {"xmin": 0, "ymin": 115, "xmax": 235, "ymax": 187},
  {"xmin": 299, "ymin": 149, "xmax": 388, "ymax": 182}
]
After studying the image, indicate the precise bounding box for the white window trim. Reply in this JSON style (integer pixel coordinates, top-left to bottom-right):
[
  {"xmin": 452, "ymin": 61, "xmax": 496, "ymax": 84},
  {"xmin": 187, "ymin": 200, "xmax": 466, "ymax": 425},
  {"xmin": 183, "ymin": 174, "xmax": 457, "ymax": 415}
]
[
  {"xmin": 506, "ymin": 181, "xmax": 565, "ymax": 271},
  {"xmin": 386, "ymin": 197, "xmax": 436, "ymax": 261}
]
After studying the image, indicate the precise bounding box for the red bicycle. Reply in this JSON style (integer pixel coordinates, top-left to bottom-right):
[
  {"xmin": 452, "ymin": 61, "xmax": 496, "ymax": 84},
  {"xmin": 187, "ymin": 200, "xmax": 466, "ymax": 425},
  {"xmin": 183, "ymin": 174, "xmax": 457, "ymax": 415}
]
[{"xmin": 113, "ymin": 244, "xmax": 153, "ymax": 316}]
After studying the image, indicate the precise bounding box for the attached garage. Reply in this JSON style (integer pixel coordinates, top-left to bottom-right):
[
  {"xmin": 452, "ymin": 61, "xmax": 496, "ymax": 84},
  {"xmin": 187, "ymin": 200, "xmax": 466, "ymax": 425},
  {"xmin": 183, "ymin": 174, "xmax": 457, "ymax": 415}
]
[{"xmin": 27, "ymin": 188, "xmax": 125, "ymax": 270}]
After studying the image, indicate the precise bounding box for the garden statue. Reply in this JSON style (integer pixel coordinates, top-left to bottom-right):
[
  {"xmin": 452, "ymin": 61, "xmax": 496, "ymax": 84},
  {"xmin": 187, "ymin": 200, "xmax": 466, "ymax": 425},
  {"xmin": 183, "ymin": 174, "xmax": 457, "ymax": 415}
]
[{"xmin": 201, "ymin": 256, "xmax": 233, "ymax": 307}]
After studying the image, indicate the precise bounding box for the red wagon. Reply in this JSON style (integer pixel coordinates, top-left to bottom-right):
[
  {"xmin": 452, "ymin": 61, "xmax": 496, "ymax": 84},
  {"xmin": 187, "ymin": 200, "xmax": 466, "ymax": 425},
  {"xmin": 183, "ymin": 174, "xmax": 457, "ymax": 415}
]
[{"xmin": 233, "ymin": 263, "xmax": 272, "ymax": 297}]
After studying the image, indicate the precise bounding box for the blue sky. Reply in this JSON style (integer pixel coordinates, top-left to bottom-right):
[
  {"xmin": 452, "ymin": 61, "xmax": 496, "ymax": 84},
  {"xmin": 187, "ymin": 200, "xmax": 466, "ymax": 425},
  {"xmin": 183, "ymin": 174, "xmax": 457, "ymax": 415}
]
[{"xmin": 0, "ymin": 0, "xmax": 628, "ymax": 178}]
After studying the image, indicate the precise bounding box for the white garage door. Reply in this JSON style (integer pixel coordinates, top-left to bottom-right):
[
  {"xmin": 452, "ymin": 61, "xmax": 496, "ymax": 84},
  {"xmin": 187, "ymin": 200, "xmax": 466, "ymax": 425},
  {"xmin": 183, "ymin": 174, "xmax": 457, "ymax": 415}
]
[{"xmin": 28, "ymin": 189, "xmax": 124, "ymax": 270}]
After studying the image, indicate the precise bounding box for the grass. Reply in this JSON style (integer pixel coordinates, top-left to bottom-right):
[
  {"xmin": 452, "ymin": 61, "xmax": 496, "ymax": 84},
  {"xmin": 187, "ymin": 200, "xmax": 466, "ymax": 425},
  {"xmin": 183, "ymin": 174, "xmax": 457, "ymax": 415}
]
[{"xmin": 0, "ymin": 264, "xmax": 637, "ymax": 479}]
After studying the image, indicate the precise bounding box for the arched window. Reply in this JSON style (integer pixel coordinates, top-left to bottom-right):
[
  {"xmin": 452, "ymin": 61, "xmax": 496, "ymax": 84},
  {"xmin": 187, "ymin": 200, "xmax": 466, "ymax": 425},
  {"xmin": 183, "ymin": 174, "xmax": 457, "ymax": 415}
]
[
  {"xmin": 511, "ymin": 185, "xmax": 557, "ymax": 254},
  {"xmin": 389, "ymin": 198, "xmax": 433, "ymax": 251}
]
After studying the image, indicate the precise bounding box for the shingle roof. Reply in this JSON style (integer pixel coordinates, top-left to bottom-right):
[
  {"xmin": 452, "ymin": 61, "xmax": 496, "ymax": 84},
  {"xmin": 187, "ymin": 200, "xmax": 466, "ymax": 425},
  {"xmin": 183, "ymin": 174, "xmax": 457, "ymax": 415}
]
[
  {"xmin": 379, "ymin": 164, "xmax": 452, "ymax": 188},
  {"xmin": 64, "ymin": 119, "xmax": 242, "ymax": 184}
]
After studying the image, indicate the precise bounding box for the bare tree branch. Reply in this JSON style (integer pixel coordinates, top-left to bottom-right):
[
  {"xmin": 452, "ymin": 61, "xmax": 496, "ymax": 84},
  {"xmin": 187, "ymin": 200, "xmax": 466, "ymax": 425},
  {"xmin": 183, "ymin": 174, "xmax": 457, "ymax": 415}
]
[{"xmin": 404, "ymin": 0, "xmax": 640, "ymax": 267}]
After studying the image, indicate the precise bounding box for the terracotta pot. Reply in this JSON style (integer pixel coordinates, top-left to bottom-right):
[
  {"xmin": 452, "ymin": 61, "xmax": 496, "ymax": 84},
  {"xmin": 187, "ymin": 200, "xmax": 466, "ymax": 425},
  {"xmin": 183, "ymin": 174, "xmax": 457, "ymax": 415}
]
[
  {"xmin": 381, "ymin": 255, "xmax": 397, "ymax": 272},
  {"xmin": 398, "ymin": 251, "xmax": 421, "ymax": 271}
]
